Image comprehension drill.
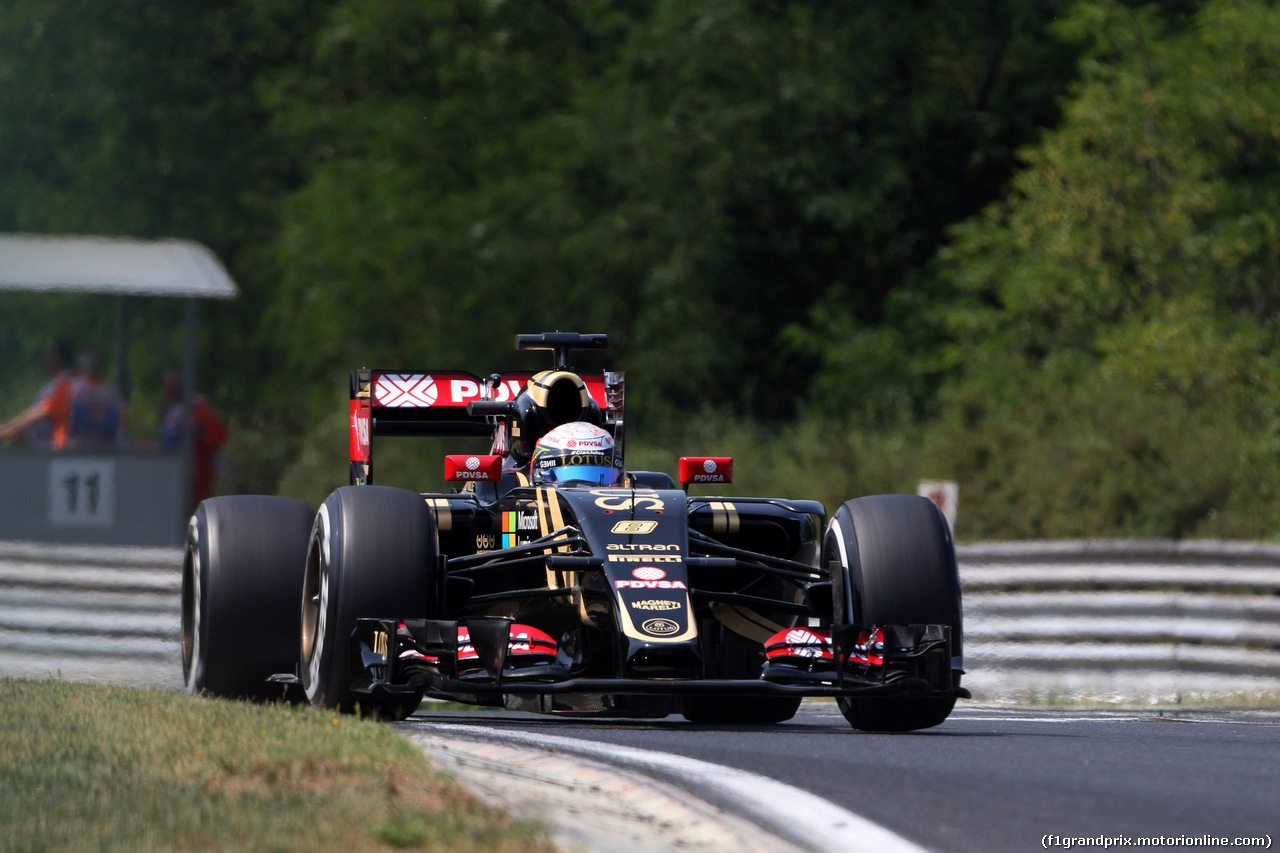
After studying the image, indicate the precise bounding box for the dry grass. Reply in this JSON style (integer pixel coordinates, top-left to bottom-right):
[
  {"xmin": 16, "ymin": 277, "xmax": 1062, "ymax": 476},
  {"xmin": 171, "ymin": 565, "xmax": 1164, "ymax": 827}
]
[{"xmin": 0, "ymin": 678, "xmax": 555, "ymax": 853}]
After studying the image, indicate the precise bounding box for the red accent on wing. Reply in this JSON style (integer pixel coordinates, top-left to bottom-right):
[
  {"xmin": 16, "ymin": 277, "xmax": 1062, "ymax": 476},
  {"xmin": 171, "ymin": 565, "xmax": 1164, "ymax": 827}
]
[
  {"xmin": 373, "ymin": 372, "xmax": 467, "ymax": 408},
  {"xmin": 456, "ymin": 624, "xmax": 558, "ymax": 661},
  {"xmin": 764, "ymin": 628, "xmax": 835, "ymax": 661},
  {"xmin": 678, "ymin": 457, "xmax": 734, "ymax": 484},
  {"xmin": 349, "ymin": 399, "xmax": 370, "ymax": 463},
  {"xmin": 370, "ymin": 371, "xmax": 609, "ymax": 409},
  {"xmin": 444, "ymin": 455, "xmax": 503, "ymax": 482},
  {"xmin": 763, "ymin": 627, "xmax": 884, "ymax": 666}
]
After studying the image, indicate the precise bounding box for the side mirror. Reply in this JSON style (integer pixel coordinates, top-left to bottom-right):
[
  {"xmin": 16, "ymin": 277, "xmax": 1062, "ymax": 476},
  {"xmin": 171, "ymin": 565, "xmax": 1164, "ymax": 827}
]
[
  {"xmin": 444, "ymin": 454, "xmax": 503, "ymax": 482},
  {"xmin": 678, "ymin": 457, "xmax": 733, "ymax": 488}
]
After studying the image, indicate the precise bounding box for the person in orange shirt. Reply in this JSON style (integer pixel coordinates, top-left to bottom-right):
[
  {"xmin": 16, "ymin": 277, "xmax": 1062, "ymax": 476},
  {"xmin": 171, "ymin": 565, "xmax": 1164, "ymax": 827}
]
[
  {"xmin": 158, "ymin": 369, "xmax": 228, "ymax": 512},
  {"xmin": 68, "ymin": 350, "xmax": 127, "ymax": 449},
  {"xmin": 0, "ymin": 340, "xmax": 76, "ymax": 449}
]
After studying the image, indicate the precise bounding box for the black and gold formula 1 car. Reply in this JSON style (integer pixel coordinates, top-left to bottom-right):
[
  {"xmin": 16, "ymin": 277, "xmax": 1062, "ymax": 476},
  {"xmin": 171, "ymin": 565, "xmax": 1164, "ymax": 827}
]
[{"xmin": 182, "ymin": 332, "xmax": 967, "ymax": 731}]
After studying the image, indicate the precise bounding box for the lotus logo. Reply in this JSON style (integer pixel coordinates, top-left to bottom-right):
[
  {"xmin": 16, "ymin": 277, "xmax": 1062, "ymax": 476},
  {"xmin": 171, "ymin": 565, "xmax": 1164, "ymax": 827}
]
[
  {"xmin": 465, "ymin": 457, "xmax": 480, "ymax": 471},
  {"xmin": 703, "ymin": 459, "xmax": 717, "ymax": 474},
  {"xmin": 632, "ymin": 566, "xmax": 666, "ymax": 581},
  {"xmin": 642, "ymin": 618, "xmax": 680, "ymax": 636}
]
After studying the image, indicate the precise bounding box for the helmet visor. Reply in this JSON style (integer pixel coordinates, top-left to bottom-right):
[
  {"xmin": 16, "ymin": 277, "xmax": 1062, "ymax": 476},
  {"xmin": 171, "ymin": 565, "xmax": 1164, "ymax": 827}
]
[{"xmin": 540, "ymin": 463, "xmax": 621, "ymax": 486}]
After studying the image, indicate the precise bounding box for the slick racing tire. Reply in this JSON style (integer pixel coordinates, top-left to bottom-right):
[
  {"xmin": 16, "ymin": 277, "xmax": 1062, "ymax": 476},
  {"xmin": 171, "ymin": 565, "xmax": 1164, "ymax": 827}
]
[
  {"xmin": 300, "ymin": 486, "xmax": 438, "ymax": 720},
  {"xmin": 182, "ymin": 495, "xmax": 313, "ymax": 701},
  {"xmin": 823, "ymin": 494, "xmax": 963, "ymax": 733}
]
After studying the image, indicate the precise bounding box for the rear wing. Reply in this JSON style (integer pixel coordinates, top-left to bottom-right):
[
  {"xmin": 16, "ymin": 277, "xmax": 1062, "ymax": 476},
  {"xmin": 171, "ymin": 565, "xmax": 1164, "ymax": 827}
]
[{"xmin": 349, "ymin": 369, "xmax": 608, "ymax": 485}]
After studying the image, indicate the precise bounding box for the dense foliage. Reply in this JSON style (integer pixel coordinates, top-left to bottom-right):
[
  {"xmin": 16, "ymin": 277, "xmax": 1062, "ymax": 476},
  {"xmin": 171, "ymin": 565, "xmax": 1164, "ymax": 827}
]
[{"xmin": 3, "ymin": 0, "xmax": 1278, "ymax": 539}]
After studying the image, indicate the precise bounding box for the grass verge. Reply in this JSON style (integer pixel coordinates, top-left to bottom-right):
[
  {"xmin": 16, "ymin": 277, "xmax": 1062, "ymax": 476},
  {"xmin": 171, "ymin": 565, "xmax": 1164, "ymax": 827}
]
[{"xmin": 0, "ymin": 678, "xmax": 555, "ymax": 853}]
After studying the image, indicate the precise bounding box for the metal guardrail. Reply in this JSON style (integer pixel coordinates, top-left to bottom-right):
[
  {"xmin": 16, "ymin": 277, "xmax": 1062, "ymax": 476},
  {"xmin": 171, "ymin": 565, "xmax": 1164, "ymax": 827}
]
[
  {"xmin": 958, "ymin": 541, "xmax": 1280, "ymax": 702},
  {"xmin": 0, "ymin": 541, "xmax": 183, "ymax": 688},
  {"xmin": 2, "ymin": 539, "xmax": 1278, "ymax": 702}
]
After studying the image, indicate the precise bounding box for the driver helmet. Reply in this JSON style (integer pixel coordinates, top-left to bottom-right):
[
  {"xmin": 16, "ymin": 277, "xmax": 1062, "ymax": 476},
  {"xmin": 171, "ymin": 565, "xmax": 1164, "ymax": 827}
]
[{"xmin": 531, "ymin": 422, "xmax": 622, "ymax": 486}]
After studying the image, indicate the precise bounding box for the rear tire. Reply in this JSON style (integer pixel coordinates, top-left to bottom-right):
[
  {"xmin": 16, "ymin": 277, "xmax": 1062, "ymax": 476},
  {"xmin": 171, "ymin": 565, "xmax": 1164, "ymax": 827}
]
[
  {"xmin": 182, "ymin": 496, "xmax": 313, "ymax": 700},
  {"xmin": 823, "ymin": 494, "xmax": 962, "ymax": 732},
  {"xmin": 300, "ymin": 486, "xmax": 438, "ymax": 719}
]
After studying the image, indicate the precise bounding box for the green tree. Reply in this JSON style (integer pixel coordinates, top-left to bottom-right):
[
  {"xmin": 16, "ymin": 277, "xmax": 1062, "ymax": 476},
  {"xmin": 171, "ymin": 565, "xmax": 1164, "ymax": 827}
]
[
  {"xmin": 263, "ymin": 0, "xmax": 1079, "ymax": 424},
  {"xmin": 934, "ymin": 0, "xmax": 1280, "ymax": 537}
]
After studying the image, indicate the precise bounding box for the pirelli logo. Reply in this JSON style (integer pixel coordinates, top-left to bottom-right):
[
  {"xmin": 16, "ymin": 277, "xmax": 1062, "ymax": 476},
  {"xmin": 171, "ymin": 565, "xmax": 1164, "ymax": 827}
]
[{"xmin": 708, "ymin": 501, "xmax": 739, "ymax": 534}]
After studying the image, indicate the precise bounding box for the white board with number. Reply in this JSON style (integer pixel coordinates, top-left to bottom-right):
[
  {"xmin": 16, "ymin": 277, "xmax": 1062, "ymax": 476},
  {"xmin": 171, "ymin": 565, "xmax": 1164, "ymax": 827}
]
[{"xmin": 49, "ymin": 458, "xmax": 117, "ymax": 527}]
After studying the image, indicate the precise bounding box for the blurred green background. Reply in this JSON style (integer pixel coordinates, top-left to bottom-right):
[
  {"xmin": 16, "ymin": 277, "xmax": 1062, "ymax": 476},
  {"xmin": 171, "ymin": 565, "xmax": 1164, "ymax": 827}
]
[{"xmin": 3, "ymin": 0, "xmax": 1278, "ymax": 540}]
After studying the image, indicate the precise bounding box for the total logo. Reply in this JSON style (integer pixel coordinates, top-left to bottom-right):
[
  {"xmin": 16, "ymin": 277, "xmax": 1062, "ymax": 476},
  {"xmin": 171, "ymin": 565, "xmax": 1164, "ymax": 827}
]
[{"xmin": 614, "ymin": 566, "xmax": 687, "ymax": 590}]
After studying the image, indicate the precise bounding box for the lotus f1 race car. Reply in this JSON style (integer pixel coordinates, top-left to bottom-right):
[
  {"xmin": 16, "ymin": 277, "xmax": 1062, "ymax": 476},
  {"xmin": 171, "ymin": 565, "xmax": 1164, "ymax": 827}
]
[{"xmin": 182, "ymin": 333, "xmax": 967, "ymax": 731}]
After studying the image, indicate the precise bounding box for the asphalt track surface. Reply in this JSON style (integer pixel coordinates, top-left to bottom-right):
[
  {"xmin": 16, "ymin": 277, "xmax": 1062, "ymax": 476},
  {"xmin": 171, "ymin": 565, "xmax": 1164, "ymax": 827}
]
[{"xmin": 401, "ymin": 702, "xmax": 1280, "ymax": 852}]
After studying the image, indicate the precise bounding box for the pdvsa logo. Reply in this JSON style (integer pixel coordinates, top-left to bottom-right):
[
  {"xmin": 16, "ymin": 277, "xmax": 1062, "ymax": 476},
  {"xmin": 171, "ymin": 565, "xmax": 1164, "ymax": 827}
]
[
  {"xmin": 693, "ymin": 459, "xmax": 725, "ymax": 482},
  {"xmin": 453, "ymin": 457, "xmax": 487, "ymax": 479},
  {"xmin": 616, "ymin": 564, "xmax": 685, "ymax": 590}
]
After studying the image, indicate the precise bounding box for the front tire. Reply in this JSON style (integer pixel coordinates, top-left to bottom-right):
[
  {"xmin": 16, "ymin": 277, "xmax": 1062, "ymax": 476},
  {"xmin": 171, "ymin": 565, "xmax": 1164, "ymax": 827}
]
[
  {"xmin": 182, "ymin": 496, "xmax": 313, "ymax": 700},
  {"xmin": 824, "ymin": 494, "xmax": 963, "ymax": 732},
  {"xmin": 300, "ymin": 486, "xmax": 438, "ymax": 719}
]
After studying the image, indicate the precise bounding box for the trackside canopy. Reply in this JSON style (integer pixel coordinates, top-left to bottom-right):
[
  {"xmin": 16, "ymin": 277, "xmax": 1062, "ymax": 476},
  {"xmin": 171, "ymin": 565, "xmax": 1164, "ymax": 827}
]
[
  {"xmin": 0, "ymin": 233, "xmax": 238, "ymax": 546},
  {"xmin": 0, "ymin": 234, "xmax": 237, "ymax": 298}
]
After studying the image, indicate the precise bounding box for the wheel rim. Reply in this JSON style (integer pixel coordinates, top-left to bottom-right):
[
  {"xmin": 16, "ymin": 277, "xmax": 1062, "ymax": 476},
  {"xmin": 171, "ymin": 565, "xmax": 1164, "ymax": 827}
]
[
  {"xmin": 180, "ymin": 518, "xmax": 200, "ymax": 688},
  {"xmin": 300, "ymin": 531, "xmax": 324, "ymax": 682}
]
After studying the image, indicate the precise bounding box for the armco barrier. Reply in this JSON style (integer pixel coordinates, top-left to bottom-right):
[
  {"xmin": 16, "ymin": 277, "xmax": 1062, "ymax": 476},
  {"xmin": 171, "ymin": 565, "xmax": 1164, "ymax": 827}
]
[
  {"xmin": 2, "ymin": 539, "xmax": 1279, "ymax": 702},
  {"xmin": 0, "ymin": 541, "xmax": 183, "ymax": 688},
  {"xmin": 958, "ymin": 540, "xmax": 1280, "ymax": 702}
]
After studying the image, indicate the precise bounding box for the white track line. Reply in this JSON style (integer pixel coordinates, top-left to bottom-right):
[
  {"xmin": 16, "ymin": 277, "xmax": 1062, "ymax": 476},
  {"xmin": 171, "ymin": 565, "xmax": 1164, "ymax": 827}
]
[{"xmin": 421, "ymin": 722, "xmax": 928, "ymax": 853}]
